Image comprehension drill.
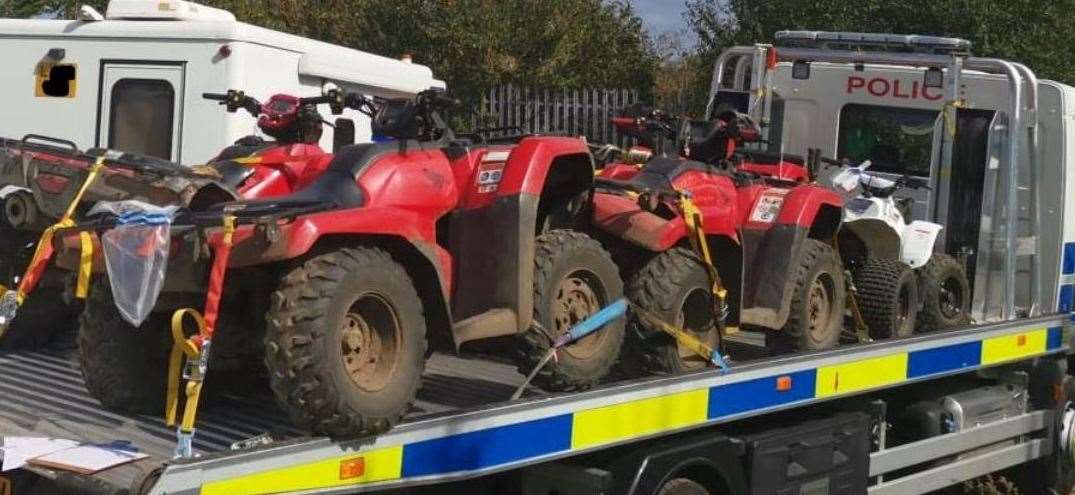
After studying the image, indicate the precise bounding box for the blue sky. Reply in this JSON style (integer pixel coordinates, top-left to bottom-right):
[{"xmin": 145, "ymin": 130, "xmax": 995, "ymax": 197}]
[{"xmin": 633, "ymin": 0, "xmax": 689, "ymax": 35}]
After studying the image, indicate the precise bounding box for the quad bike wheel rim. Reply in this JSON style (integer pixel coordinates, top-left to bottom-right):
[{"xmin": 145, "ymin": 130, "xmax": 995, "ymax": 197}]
[
  {"xmin": 676, "ymin": 287, "xmax": 718, "ymax": 369},
  {"xmin": 340, "ymin": 293, "xmax": 402, "ymax": 393},
  {"xmin": 554, "ymin": 270, "xmax": 606, "ymax": 360},
  {"xmin": 806, "ymin": 272, "xmax": 837, "ymax": 345},
  {"xmin": 939, "ymin": 276, "xmax": 964, "ymax": 320}
]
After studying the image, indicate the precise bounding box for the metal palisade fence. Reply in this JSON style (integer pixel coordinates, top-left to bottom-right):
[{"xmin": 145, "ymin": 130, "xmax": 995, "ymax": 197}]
[{"xmin": 471, "ymin": 85, "xmax": 639, "ymax": 147}]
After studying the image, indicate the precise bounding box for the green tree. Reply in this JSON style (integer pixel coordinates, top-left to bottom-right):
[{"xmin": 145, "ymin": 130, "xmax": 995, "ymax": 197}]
[
  {"xmin": 2, "ymin": 0, "xmax": 657, "ymax": 105},
  {"xmin": 686, "ymin": 0, "xmax": 1075, "ymax": 86}
]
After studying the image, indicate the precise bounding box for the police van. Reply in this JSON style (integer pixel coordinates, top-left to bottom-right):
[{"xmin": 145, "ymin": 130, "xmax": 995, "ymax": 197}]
[{"xmin": 709, "ymin": 31, "xmax": 1074, "ymax": 329}]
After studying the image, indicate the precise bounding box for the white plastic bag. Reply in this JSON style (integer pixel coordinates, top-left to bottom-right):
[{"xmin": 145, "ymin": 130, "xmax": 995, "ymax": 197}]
[{"xmin": 96, "ymin": 201, "xmax": 179, "ymax": 327}]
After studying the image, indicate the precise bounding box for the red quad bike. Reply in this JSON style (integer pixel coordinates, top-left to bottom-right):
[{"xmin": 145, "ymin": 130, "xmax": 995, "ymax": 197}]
[
  {"xmin": 57, "ymin": 88, "xmax": 625, "ymax": 437},
  {"xmin": 0, "ymin": 89, "xmax": 370, "ymax": 347},
  {"xmin": 591, "ymin": 106, "xmax": 848, "ymax": 372}
]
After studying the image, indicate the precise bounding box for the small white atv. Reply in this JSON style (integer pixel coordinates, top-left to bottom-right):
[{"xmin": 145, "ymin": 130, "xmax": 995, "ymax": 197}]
[{"xmin": 832, "ymin": 162, "xmax": 972, "ymax": 338}]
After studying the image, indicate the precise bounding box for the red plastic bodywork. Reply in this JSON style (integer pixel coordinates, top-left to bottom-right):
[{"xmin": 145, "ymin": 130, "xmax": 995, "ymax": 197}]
[
  {"xmin": 233, "ymin": 143, "xmax": 334, "ymax": 199},
  {"xmin": 592, "ymin": 159, "xmax": 841, "ymax": 252}
]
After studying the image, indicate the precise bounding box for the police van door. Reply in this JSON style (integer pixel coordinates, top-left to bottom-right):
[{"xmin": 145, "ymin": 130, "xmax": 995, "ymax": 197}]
[{"xmin": 97, "ymin": 62, "xmax": 185, "ymax": 162}]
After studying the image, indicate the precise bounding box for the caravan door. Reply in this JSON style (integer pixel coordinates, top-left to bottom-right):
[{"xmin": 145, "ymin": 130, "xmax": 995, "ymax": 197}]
[{"xmin": 97, "ymin": 63, "xmax": 185, "ymax": 161}]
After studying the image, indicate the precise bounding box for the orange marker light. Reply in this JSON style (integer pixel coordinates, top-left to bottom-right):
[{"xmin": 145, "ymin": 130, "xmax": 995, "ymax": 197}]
[
  {"xmin": 1017, "ymin": 335, "xmax": 1027, "ymax": 346},
  {"xmin": 339, "ymin": 457, "xmax": 366, "ymax": 480},
  {"xmin": 776, "ymin": 375, "xmax": 792, "ymax": 391}
]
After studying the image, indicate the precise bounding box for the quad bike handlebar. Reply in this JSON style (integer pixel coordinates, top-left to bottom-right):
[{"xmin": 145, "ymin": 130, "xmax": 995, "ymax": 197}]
[{"xmin": 203, "ymin": 89, "xmax": 375, "ymax": 117}]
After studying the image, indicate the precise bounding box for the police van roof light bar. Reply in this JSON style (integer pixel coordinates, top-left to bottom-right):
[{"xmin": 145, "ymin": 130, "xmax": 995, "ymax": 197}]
[{"xmin": 774, "ymin": 31, "xmax": 972, "ymax": 55}]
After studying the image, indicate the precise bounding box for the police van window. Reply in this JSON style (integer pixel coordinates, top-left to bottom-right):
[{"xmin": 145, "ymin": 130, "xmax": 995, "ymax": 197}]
[
  {"xmin": 108, "ymin": 78, "xmax": 175, "ymax": 159},
  {"xmin": 837, "ymin": 104, "xmax": 938, "ymax": 176}
]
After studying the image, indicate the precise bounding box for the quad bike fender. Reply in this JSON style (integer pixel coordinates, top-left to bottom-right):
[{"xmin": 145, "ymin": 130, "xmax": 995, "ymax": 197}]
[
  {"xmin": 591, "ymin": 192, "xmax": 739, "ymax": 252},
  {"xmin": 772, "ymin": 184, "xmax": 844, "ymax": 228},
  {"xmin": 224, "ymin": 207, "xmax": 450, "ymax": 288},
  {"xmin": 842, "ymin": 219, "xmax": 902, "ymax": 261},
  {"xmin": 496, "ymin": 136, "xmax": 592, "ymax": 196},
  {"xmin": 901, "ymin": 220, "xmax": 943, "ymax": 269},
  {"xmin": 53, "ymin": 207, "xmax": 453, "ymax": 298},
  {"xmin": 449, "ymin": 137, "xmax": 596, "ymax": 345},
  {"xmin": 592, "ymin": 192, "xmax": 686, "ymax": 251},
  {"xmin": 0, "ymin": 185, "xmax": 29, "ymax": 199},
  {"xmin": 739, "ymin": 187, "xmax": 843, "ymax": 330}
]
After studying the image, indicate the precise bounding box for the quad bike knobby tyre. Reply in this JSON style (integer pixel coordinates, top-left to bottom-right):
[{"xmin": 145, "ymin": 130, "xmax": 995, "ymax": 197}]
[
  {"xmin": 78, "ymin": 283, "xmax": 173, "ymax": 414},
  {"xmin": 917, "ymin": 253, "xmax": 971, "ymax": 332},
  {"xmin": 854, "ymin": 258, "xmax": 918, "ymax": 340},
  {"xmin": 518, "ymin": 230, "xmax": 625, "ymax": 391},
  {"xmin": 0, "ymin": 211, "xmax": 79, "ymax": 349},
  {"xmin": 767, "ymin": 239, "xmax": 845, "ymax": 354},
  {"xmin": 628, "ymin": 248, "xmax": 719, "ymax": 375},
  {"xmin": 265, "ymin": 247, "xmax": 427, "ymax": 437}
]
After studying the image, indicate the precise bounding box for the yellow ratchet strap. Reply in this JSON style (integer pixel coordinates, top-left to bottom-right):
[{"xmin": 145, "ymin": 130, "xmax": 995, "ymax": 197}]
[
  {"xmin": 16, "ymin": 157, "xmax": 107, "ymax": 304},
  {"xmin": 75, "ymin": 232, "xmax": 93, "ymax": 299},
  {"xmin": 166, "ymin": 308, "xmax": 206, "ymax": 429},
  {"xmin": 633, "ymin": 305, "xmax": 716, "ymax": 360},
  {"xmin": 679, "ymin": 195, "xmax": 727, "ymax": 301},
  {"xmin": 230, "ymin": 156, "xmax": 263, "ymax": 166},
  {"xmin": 679, "ymin": 194, "xmax": 738, "ymax": 334}
]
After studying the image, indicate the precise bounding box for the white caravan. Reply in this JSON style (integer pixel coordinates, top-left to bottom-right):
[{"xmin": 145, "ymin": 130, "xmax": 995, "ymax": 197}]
[
  {"xmin": 0, "ymin": 0, "xmax": 443, "ymax": 166},
  {"xmin": 707, "ymin": 32, "xmax": 1075, "ymax": 324}
]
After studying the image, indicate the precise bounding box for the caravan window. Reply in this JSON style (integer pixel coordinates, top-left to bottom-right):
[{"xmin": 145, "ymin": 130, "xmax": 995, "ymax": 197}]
[
  {"xmin": 108, "ymin": 79, "xmax": 175, "ymax": 159},
  {"xmin": 837, "ymin": 104, "xmax": 937, "ymax": 176}
]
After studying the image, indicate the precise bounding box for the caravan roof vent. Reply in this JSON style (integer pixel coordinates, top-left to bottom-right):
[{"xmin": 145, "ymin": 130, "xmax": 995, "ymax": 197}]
[{"xmin": 105, "ymin": 0, "xmax": 236, "ymax": 22}]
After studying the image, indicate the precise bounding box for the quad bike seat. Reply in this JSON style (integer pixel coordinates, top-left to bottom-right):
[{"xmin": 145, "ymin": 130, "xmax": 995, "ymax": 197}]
[{"xmin": 206, "ymin": 140, "xmax": 432, "ymax": 218}]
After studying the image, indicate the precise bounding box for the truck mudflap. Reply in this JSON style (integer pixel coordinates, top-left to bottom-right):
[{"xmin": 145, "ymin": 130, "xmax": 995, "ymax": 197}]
[
  {"xmin": 144, "ymin": 318, "xmax": 1066, "ymax": 495},
  {"xmin": 738, "ymin": 224, "xmax": 808, "ymax": 330}
]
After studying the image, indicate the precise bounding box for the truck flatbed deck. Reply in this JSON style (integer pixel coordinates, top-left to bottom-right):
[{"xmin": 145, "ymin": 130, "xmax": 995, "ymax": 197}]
[{"xmin": 2, "ymin": 315, "xmax": 1067, "ymax": 494}]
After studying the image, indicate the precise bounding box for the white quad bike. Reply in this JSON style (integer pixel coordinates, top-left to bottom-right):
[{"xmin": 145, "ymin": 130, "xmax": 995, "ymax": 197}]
[{"xmin": 831, "ymin": 162, "xmax": 972, "ymax": 339}]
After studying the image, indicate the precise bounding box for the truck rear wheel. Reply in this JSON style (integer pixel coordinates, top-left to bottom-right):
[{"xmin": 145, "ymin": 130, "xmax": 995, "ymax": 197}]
[
  {"xmin": 658, "ymin": 478, "xmax": 712, "ymax": 495},
  {"xmin": 770, "ymin": 239, "xmax": 845, "ymax": 353},
  {"xmin": 518, "ymin": 230, "xmax": 624, "ymax": 391},
  {"xmin": 854, "ymin": 258, "xmax": 917, "ymax": 340},
  {"xmin": 917, "ymin": 254, "xmax": 970, "ymax": 331},
  {"xmin": 628, "ymin": 248, "xmax": 719, "ymax": 375},
  {"xmin": 265, "ymin": 247, "xmax": 427, "ymax": 437},
  {"xmin": 78, "ymin": 284, "xmax": 171, "ymax": 414}
]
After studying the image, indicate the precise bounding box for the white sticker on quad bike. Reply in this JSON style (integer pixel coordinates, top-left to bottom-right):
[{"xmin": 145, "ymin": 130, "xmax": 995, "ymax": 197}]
[
  {"xmin": 749, "ymin": 189, "xmax": 788, "ymax": 223},
  {"xmin": 477, "ymin": 162, "xmax": 506, "ymax": 194}
]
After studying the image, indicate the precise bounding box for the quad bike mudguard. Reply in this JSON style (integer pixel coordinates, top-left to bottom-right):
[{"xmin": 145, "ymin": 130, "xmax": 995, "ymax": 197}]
[
  {"xmin": 449, "ymin": 136, "xmax": 594, "ymax": 344},
  {"xmin": 738, "ymin": 184, "xmax": 843, "ymax": 329}
]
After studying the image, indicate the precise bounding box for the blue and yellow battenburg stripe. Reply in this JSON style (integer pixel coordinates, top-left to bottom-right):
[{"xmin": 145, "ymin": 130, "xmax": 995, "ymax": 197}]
[{"xmin": 200, "ymin": 326, "xmax": 1064, "ymax": 495}]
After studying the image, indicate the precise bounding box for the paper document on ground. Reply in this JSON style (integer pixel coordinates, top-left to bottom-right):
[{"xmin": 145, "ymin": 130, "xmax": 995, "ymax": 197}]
[
  {"xmin": 0, "ymin": 437, "xmax": 79, "ymax": 472},
  {"xmin": 28, "ymin": 442, "xmax": 148, "ymax": 474}
]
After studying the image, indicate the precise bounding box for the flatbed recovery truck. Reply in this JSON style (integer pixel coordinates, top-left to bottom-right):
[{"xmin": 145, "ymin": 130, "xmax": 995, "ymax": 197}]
[
  {"xmin": 2, "ymin": 315, "xmax": 1072, "ymax": 494},
  {"xmin": 5, "ymin": 31, "xmax": 1075, "ymax": 495}
]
